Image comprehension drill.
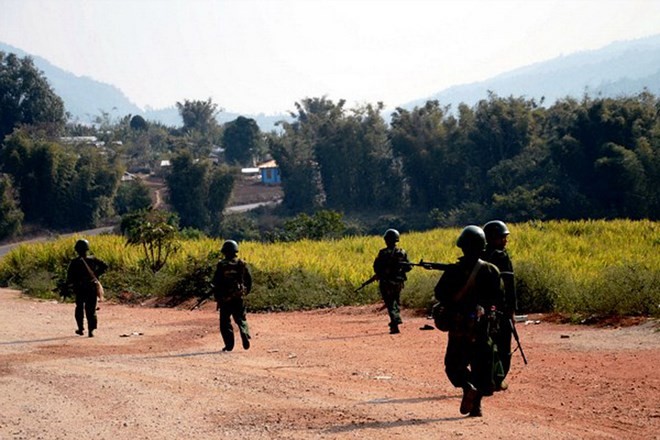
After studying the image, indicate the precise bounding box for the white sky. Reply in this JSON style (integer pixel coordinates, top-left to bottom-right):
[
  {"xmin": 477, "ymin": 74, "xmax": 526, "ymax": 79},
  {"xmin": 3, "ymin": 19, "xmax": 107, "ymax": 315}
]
[{"xmin": 2, "ymin": 0, "xmax": 660, "ymax": 115}]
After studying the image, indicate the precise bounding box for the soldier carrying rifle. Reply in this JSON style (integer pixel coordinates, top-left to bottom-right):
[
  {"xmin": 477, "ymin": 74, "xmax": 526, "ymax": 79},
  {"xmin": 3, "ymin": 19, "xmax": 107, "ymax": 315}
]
[
  {"xmin": 371, "ymin": 229, "xmax": 412, "ymax": 334},
  {"xmin": 433, "ymin": 225, "xmax": 506, "ymax": 417}
]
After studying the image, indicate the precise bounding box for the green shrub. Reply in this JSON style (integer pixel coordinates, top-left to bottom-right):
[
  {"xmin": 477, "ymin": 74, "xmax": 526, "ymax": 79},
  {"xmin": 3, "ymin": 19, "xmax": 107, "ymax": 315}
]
[{"xmin": 585, "ymin": 263, "xmax": 660, "ymax": 317}]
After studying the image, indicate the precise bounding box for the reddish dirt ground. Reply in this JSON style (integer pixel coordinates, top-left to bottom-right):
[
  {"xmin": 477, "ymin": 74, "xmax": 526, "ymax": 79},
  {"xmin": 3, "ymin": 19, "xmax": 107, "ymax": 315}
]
[
  {"xmin": 228, "ymin": 178, "xmax": 283, "ymax": 206},
  {"xmin": 1, "ymin": 288, "xmax": 658, "ymax": 439}
]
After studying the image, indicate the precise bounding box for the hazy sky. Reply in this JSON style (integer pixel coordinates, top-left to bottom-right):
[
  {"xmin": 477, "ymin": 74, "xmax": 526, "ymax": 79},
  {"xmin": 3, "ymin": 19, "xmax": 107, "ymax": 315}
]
[{"xmin": 2, "ymin": 0, "xmax": 660, "ymax": 115}]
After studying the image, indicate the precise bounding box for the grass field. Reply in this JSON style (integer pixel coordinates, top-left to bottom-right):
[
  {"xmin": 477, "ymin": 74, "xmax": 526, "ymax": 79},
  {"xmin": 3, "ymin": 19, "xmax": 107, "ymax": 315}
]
[{"xmin": 0, "ymin": 220, "xmax": 658, "ymax": 318}]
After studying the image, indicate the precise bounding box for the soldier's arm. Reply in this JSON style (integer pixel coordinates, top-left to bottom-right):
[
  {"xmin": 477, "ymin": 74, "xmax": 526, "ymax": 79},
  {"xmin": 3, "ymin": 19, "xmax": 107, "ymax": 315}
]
[
  {"xmin": 399, "ymin": 249, "xmax": 413, "ymax": 273},
  {"xmin": 243, "ymin": 262, "xmax": 253, "ymax": 294},
  {"xmin": 94, "ymin": 258, "xmax": 109, "ymax": 278}
]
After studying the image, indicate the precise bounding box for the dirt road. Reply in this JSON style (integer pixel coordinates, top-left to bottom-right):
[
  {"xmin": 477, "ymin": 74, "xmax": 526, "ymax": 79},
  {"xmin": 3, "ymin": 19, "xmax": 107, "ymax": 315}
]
[{"xmin": 1, "ymin": 288, "xmax": 658, "ymax": 439}]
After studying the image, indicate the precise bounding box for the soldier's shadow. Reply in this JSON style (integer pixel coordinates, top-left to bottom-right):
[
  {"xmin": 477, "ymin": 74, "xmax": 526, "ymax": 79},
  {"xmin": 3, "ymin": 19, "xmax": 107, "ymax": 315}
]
[
  {"xmin": 0, "ymin": 336, "xmax": 77, "ymax": 345},
  {"xmin": 146, "ymin": 350, "xmax": 226, "ymax": 359},
  {"xmin": 324, "ymin": 413, "xmax": 465, "ymax": 434},
  {"xmin": 362, "ymin": 395, "xmax": 458, "ymax": 405}
]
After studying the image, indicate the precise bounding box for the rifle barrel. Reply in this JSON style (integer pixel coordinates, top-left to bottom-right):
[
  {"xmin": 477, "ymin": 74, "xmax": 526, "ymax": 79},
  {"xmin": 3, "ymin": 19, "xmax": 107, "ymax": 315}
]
[{"xmin": 510, "ymin": 319, "xmax": 528, "ymax": 365}]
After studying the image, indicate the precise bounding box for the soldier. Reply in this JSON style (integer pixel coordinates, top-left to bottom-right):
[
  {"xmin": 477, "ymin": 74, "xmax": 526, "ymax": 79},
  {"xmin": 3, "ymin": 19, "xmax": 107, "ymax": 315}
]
[
  {"xmin": 434, "ymin": 225, "xmax": 505, "ymax": 417},
  {"xmin": 212, "ymin": 240, "xmax": 252, "ymax": 351},
  {"xmin": 372, "ymin": 229, "xmax": 412, "ymax": 334},
  {"xmin": 482, "ymin": 220, "xmax": 516, "ymax": 391},
  {"xmin": 65, "ymin": 239, "xmax": 108, "ymax": 337}
]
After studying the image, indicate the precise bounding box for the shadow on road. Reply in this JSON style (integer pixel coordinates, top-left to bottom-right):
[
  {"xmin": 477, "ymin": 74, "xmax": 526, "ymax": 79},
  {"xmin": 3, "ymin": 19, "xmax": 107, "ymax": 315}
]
[
  {"xmin": 323, "ymin": 415, "xmax": 466, "ymax": 434},
  {"xmin": 0, "ymin": 336, "xmax": 78, "ymax": 345}
]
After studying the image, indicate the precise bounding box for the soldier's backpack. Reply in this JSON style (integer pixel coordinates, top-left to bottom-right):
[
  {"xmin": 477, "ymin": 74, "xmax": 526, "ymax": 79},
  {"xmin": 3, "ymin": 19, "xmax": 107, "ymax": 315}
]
[{"xmin": 215, "ymin": 259, "xmax": 247, "ymax": 301}]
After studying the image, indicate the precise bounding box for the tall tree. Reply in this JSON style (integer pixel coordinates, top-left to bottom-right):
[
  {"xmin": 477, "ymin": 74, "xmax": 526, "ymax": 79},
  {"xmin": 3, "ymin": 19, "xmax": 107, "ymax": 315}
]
[
  {"xmin": 0, "ymin": 173, "xmax": 23, "ymax": 239},
  {"xmin": 176, "ymin": 98, "xmax": 219, "ymax": 135},
  {"xmin": 165, "ymin": 151, "xmax": 235, "ymax": 232},
  {"xmin": 0, "ymin": 52, "xmax": 66, "ymax": 140},
  {"xmin": 176, "ymin": 98, "xmax": 221, "ymax": 158},
  {"xmin": 222, "ymin": 116, "xmax": 262, "ymax": 166},
  {"xmin": 390, "ymin": 100, "xmax": 461, "ymax": 210}
]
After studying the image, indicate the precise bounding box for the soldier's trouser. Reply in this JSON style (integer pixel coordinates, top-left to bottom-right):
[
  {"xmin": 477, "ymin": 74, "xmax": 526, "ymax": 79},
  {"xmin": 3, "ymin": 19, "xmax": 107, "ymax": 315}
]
[
  {"xmin": 444, "ymin": 330, "xmax": 476, "ymax": 390},
  {"xmin": 495, "ymin": 323, "xmax": 512, "ymax": 379},
  {"xmin": 219, "ymin": 298, "xmax": 250, "ymax": 350},
  {"xmin": 75, "ymin": 291, "xmax": 98, "ymax": 331},
  {"xmin": 379, "ymin": 282, "xmax": 403, "ymax": 326}
]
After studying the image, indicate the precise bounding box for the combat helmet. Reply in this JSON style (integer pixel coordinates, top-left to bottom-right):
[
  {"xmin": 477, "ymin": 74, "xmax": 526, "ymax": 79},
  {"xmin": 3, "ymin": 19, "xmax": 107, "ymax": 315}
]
[
  {"xmin": 483, "ymin": 220, "xmax": 510, "ymax": 241},
  {"xmin": 456, "ymin": 225, "xmax": 486, "ymax": 255},
  {"xmin": 74, "ymin": 239, "xmax": 90, "ymax": 254},
  {"xmin": 221, "ymin": 240, "xmax": 239, "ymax": 255},
  {"xmin": 383, "ymin": 229, "xmax": 400, "ymax": 243}
]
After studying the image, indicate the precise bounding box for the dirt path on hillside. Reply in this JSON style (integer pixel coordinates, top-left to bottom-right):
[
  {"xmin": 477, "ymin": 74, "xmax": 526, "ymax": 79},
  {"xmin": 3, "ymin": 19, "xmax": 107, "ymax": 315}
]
[{"xmin": 1, "ymin": 288, "xmax": 658, "ymax": 440}]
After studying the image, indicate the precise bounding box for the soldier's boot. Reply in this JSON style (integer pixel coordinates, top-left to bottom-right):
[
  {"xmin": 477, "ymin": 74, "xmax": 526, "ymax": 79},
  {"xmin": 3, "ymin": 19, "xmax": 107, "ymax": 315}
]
[
  {"xmin": 460, "ymin": 383, "xmax": 478, "ymax": 415},
  {"xmin": 240, "ymin": 332, "xmax": 251, "ymax": 350},
  {"xmin": 469, "ymin": 395, "xmax": 483, "ymax": 417},
  {"xmin": 75, "ymin": 328, "xmax": 84, "ymax": 336},
  {"xmin": 88, "ymin": 329, "xmax": 94, "ymax": 338},
  {"xmin": 389, "ymin": 323, "xmax": 400, "ymax": 334}
]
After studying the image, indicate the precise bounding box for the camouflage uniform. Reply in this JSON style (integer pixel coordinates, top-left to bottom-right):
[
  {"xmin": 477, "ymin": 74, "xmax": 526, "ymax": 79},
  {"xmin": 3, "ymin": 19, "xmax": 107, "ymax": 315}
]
[
  {"xmin": 373, "ymin": 245, "xmax": 411, "ymax": 333},
  {"xmin": 435, "ymin": 255, "xmax": 504, "ymax": 414},
  {"xmin": 212, "ymin": 257, "xmax": 252, "ymax": 351},
  {"xmin": 482, "ymin": 244, "xmax": 516, "ymax": 381},
  {"xmin": 66, "ymin": 254, "xmax": 107, "ymax": 337}
]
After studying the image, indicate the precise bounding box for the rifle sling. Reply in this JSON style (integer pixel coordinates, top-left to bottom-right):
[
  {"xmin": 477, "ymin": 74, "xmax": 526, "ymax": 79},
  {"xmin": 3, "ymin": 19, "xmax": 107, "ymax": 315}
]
[
  {"xmin": 451, "ymin": 259, "xmax": 483, "ymax": 303},
  {"xmin": 80, "ymin": 257, "xmax": 99, "ymax": 283}
]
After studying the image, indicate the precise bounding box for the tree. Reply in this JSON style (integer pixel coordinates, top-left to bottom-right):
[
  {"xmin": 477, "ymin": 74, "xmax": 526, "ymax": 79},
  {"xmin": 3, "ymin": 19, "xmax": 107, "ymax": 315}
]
[
  {"xmin": 129, "ymin": 115, "xmax": 148, "ymax": 131},
  {"xmin": 165, "ymin": 151, "xmax": 235, "ymax": 233},
  {"xmin": 114, "ymin": 179, "xmax": 152, "ymax": 215},
  {"xmin": 270, "ymin": 124, "xmax": 325, "ymax": 212},
  {"xmin": 0, "ymin": 52, "xmax": 66, "ymax": 140},
  {"xmin": 0, "ymin": 173, "xmax": 23, "ymax": 239},
  {"xmin": 176, "ymin": 98, "xmax": 219, "ymax": 135},
  {"xmin": 222, "ymin": 116, "xmax": 262, "ymax": 166},
  {"xmin": 390, "ymin": 100, "xmax": 463, "ymax": 210},
  {"xmin": 122, "ymin": 209, "xmax": 180, "ymax": 273},
  {"xmin": 0, "ymin": 131, "xmax": 121, "ymax": 229},
  {"xmin": 272, "ymin": 97, "xmax": 404, "ymax": 213},
  {"xmin": 175, "ymin": 98, "xmax": 221, "ymax": 158}
]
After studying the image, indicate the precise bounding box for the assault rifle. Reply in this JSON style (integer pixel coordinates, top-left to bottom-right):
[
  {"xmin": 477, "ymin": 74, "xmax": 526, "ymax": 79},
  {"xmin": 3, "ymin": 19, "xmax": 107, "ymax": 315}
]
[
  {"xmin": 401, "ymin": 259, "xmax": 453, "ymax": 271},
  {"xmin": 354, "ymin": 274, "xmax": 378, "ymax": 293},
  {"xmin": 509, "ymin": 318, "xmax": 528, "ymax": 365}
]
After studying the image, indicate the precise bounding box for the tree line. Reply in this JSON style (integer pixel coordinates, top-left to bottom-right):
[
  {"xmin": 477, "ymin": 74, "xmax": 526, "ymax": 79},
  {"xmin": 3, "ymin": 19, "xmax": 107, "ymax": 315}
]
[
  {"xmin": 273, "ymin": 94, "xmax": 659, "ymax": 225},
  {"xmin": 1, "ymin": 50, "xmax": 658, "ymax": 242}
]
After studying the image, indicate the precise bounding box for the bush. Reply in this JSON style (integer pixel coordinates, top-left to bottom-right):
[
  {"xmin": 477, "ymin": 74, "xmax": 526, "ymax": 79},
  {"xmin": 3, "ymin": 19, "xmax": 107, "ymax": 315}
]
[{"xmin": 585, "ymin": 263, "xmax": 660, "ymax": 317}]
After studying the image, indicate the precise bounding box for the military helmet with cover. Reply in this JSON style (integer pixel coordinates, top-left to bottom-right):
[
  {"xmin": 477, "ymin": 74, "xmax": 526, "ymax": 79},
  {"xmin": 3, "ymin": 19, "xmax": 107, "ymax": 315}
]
[
  {"xmin": 456, "ymin": 225, "xmax": 486, "ymax": 254},
  {"xmin": 483, "ymin": 220, "xmax": 510, "ymax": 241},
  {"xmin": 383, "ymin": 228, "xmax": 400, "ymax": 243},
  {"xmin": 74, "ymin": 239, "xmax": 90, "ymax": 254},
  {"xmin": 221, "ymin": 240, "xmax": 239, "ymax": 255}
]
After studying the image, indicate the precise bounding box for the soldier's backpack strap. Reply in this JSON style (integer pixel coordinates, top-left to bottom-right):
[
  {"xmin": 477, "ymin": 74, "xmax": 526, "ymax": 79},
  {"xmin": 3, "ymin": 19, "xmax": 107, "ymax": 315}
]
[{"xmin": 452, "ymin": 259, "xmax": 484, "ymax": 303}]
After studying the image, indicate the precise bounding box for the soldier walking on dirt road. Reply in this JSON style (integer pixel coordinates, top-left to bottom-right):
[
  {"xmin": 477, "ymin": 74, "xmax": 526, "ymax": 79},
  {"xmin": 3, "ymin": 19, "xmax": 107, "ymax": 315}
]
[
  {"xmin": 65, "ymin": 239, "xmax": 108, "ymax": 337},
  {"xmin": 373, "ymin": 229, "xmax": 412, "ymax": 334},
  {"xmin": 212, "ymin": 240, "xmax": 252, "ymax": 351},
  {"xmin": 482, "ymin": 220, "xmax": 517, "ymax": 391},
  {"xmin": 434, "ymin": 226, "xmax": 505, "ymax": 417}
]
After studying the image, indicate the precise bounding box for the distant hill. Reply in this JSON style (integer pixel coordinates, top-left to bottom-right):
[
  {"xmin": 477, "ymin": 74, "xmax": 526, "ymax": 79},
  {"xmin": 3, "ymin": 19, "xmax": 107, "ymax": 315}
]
[
  {"xmin": 0, "ymin": 42, "xmax": 142, "ymax": 122},
  {"xmin": 3, "ymin": 34, "xmax": 660, "ymax": 129},
  {"xmin": 402, "ymin": 34, "xmax": 660, "ymax": 110},
  {"xmin": 0, "ymin": 42, "xmax": 289, "ymax": 131}
]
